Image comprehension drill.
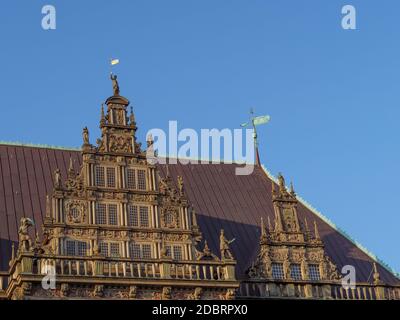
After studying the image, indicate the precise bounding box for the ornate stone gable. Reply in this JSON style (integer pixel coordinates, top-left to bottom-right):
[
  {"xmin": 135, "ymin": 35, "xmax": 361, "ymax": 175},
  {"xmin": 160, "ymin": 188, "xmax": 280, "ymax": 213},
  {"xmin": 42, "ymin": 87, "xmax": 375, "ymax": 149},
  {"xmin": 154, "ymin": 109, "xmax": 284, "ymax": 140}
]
[
  {"xmin": 3, "ymin": 74, "xmax": 238, "ymax": 300},
  {"xmin": 247, "ymin": 173, "xmax": 340, "ymax": 284}
]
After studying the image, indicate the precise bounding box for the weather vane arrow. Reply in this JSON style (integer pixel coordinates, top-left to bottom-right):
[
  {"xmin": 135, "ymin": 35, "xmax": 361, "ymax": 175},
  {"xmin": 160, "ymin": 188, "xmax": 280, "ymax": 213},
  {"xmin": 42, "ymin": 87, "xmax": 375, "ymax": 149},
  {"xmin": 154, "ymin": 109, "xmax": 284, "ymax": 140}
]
[{"xmin": 240, "ymin": 108, "xmax": 271, "ymax": 165}]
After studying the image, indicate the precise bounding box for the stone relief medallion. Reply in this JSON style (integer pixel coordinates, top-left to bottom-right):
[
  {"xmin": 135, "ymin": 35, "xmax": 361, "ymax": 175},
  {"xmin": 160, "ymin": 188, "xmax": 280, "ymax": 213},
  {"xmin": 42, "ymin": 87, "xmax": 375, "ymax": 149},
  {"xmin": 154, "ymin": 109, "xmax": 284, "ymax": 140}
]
[
  {"xmin": 161, "ymin": 206, "xmax": 180, "ymax": 228},
  {"xmin": 65, "ymin": 200, "xmax": 86, "ymax": 224}
]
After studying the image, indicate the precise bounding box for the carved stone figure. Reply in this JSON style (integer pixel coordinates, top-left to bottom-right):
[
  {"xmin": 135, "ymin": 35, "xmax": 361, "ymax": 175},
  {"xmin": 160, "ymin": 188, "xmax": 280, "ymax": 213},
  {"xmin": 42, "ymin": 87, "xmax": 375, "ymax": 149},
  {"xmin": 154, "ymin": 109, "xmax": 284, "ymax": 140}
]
[
  {"xmin": 162, "ymin": 287, "xmax": 171, "ymax": 300},
  {"xmin": 220, "ymin": 229, "xmax": 234, "ymax": 260},
  {"xmin": 18, "ymin": 217, "xmax": 34, "ymax": 252},
  {"xmin": 301, "ymin": 257, "xmax": 309, "ymax": 280},
  {"xmin": 373, "ymin": 262, "xmax": 382, "ymax": 285},
  {"xmin": 60, "ymin": 283, "xmax": 69, "ymax": 297},
  {"xmin": 283, "ymin": 256, "xmax": 291, "ymax": 279},
  {"xmin": 93, "ymin": 285, "xmax": 104, "ymax": 297},
  {"xmin": 187, "ymin": 287, "xmax": 202, "ymax": 300},
  {"xmin": 54, "ymin": 169, "xmax": 61, "ymax": 189},
  {"xmin": 116, "ymin": 110, "xmax": 125, "ymax": 125},
  {"xmin": 12, "ymin": 282, "xmax": 32, "ymax": 300},
  {"xmin": 34, "ymin": 229, "xmax": 53, "ymax": 255},
  {"xmin": 278, "ymin": 173, "xmax": 286, "ymax": 195},
  {"xmin": 129, "ymin": 286, "xmax": 137, "ymax": 299},
  {"xmin": 111, "ymin": 73, "xmax": 120, "ymax": 96},
  {"xmin": 82, "ymin": 127, "xmax": 89, "ymax": 145},
  {"xmin": 219, "ymin": 288, "xmax": 235, "ymax": 300}
]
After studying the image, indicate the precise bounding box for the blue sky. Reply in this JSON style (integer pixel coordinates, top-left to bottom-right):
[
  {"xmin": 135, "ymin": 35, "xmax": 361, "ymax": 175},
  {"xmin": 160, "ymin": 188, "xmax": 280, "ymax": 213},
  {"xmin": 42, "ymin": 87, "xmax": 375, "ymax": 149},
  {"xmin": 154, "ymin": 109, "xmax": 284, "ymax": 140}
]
[{"xmin": 0, "ymin": 1, "xmax": 399, "ymax": 272}]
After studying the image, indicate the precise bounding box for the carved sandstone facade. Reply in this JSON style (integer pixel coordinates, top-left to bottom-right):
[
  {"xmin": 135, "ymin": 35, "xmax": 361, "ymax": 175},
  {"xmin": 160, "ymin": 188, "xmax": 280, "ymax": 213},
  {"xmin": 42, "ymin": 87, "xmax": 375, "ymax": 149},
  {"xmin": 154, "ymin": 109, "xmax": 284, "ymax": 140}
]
[
  {"xmin": 3, "ymin": 75, "xmax": 238, "ymax": 300},
  {"xmin": 0, "ymin": 76, "xmax": 398, "ymax": 300}
]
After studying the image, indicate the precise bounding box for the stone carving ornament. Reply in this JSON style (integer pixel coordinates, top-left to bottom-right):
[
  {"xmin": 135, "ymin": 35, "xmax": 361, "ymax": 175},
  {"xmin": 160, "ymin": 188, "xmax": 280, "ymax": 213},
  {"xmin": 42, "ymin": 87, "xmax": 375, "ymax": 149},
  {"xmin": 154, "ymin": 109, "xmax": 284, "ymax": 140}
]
[{"xmin": 65, "ymin": 200, "xmax": 86, "ymax": 224}]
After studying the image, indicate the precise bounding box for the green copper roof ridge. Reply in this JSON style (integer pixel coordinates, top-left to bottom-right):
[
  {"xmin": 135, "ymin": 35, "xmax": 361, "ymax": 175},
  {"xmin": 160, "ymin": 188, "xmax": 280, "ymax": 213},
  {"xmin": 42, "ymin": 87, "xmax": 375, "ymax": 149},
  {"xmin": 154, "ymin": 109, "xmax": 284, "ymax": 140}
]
[
  {"xmin": 261, "ymin": 164, "xmax": 400, "ymax": 280},
  {"xmin": 0, "ymin": 141, "xmax": 80, "ymax": 151}
]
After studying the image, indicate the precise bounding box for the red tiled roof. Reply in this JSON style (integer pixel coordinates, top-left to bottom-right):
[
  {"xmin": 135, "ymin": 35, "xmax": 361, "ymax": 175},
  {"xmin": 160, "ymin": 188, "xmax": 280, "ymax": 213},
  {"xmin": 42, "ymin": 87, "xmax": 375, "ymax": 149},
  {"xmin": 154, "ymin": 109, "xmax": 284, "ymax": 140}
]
[{"xmin": 0, "ymin": 143, "xmax": 398, "ymax": 285}]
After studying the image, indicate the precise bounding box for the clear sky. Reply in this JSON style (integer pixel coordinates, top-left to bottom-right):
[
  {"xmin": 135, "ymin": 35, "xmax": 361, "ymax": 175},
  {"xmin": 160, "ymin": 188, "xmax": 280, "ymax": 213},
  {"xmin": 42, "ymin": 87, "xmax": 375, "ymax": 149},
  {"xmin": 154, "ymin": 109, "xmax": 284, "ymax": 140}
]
[{"xmin": 0, "ymin": 1, "xmax": 399, "ymax": 272}]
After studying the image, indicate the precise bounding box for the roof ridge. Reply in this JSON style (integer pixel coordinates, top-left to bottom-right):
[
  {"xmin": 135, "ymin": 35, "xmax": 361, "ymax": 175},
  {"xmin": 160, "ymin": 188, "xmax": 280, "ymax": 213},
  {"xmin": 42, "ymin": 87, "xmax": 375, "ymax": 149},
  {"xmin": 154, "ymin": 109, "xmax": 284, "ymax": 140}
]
[
  {"xmin": 0, "ymin": 141, "xmax": 80, "ymax": 151},
  {"xmin": 260, "ymin": 164, "xmax": 400, "ymax": 280}
]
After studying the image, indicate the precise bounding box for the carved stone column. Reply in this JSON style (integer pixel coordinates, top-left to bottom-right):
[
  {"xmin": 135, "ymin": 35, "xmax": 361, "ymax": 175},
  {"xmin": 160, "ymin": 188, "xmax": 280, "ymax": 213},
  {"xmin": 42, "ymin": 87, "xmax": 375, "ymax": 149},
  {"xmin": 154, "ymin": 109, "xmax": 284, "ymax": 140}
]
[
  {"xmin": 322, "ymin": 284, "xmax": 332, "ymax": 299},
  {"xmin": 160, "ymin": 262, "xmax": 171, "ymax": 279},
  {"xmin": 21, "ymin": 256, "xmax": 34, "ymax": 274},
  {"xmin": 374, "ymin": 286, "xmax": 386, "ymax": 300},
  {"xmin": 224, "ymin": 264, "xmax": 236, "ymax": 280},
  {"xmin": 304, "ymin": 284, "xmax": 313, "ymax": 298}
]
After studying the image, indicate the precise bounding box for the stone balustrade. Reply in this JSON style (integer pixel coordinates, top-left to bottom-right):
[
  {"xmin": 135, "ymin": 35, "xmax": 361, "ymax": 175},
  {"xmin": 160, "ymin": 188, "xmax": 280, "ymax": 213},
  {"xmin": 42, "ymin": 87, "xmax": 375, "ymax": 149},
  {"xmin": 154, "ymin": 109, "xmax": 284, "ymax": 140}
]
[
  {"xmin": 239, "ymin": 280, "xmax": 400, "ymax": 300},
  {"xmin": 7, "ymin": 252, "xmax": 237, "ymax": 283}
]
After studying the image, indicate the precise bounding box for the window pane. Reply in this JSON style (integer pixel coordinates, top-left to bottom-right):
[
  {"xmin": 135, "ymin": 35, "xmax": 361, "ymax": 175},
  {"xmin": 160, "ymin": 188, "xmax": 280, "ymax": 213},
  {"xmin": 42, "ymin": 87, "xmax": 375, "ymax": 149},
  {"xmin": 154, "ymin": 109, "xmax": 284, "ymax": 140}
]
[
  {"xmin": 165, "ymin": 213, "xmax": 174, "ymax": 226},
  {"xmin": 100, "ymin": 242, "xmax": 108, "ymax": 256},
  {"xmin": 96, "ymin": 204, "xmax": 107, "ymax": 225},
  {"xmin": 127, "ymin": 205, "xmax": 138, "ymax": 227},
  {"xmin": 66, "ymin": 240, "xmax": 75, "ymax": 256},
  {"xmin": 272, "ymin": 263, "xmax": 284, "ymax": 280},
  {"xmin": 137, "ymin": 170, "xmax": 146, "ymax": 190},
  {"xmin": 309, "ymin": 264, "xmax": 321, "ymax": 281},
  {"xmin": 96, "ymin": 166, "xmax": 105, "ymax": 187},
  {"xmin": 110, "ymin": 243, "xmax": 120, "ymax": 257},
  {"xmin": 108, "ymin": 204, "xmax": 118, "ymax": 225},
  {"xmin": 130, "ymin": 244, "xmax": 141, "ymax": 259},
  {"xmin": 127, "ymin": 168, "xmax": 136, "ymax": 189},
  {"xmin": 173, "ymin": 246, "xmax": 183, "ymax": 260},
  {"xmin": 77, "ymin": 241, "xmax": 87, "ymax": 256},
  {"xmin": 165, "ymin": 245, "xmax": 172, "ymax": 258},
  {"xmin": 290, "ymin": 264, "xmax": 302, "ymax": 280},
  {"xmin": 142, "ymin": 244, "xmax": 152, "ymax": 259},
  {"xmin": 106, "ymin": 167, "xmax": 116, "ymax": 188},
  {"xmin": 139, "ymin": 206, "xmax": 149, "ymax": 227}
]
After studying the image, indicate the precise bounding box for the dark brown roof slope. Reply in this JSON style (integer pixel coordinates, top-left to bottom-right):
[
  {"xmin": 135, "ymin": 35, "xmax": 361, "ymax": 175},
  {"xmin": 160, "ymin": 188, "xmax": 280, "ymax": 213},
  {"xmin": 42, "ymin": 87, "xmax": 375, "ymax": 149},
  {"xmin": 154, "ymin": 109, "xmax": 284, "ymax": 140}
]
[{"xmin": 0, "ymin": 144, "xmax": 398, "ymax": 285}]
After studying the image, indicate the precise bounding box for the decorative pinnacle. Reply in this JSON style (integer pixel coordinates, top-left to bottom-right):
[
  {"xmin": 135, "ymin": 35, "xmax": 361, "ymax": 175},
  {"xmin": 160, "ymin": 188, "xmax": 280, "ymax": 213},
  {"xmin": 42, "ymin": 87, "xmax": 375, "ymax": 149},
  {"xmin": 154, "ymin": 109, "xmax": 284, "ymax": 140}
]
[
  {"xmin": 267, "ymin": 216, "xmax": 272, "ymax": 231},
  {"xmin": 260, "ymin": 217, "xmax": 266, "ymax": 238},
  {"xmin": 290, "ymin": 181, "xmax": 296, "ymax": 196},
  {"xmin": 129, "ymin": 106, "xmax": 135, "ymax": 125},
  {"xmin": 45, "ymin": 195, "xmax": 51, "ymax": 218},
  {"xmin": 314, "ymin": 220, "xmax": 320, "ymax": 240},
  {"xmin": 304, "ymin": 217, "xmax": 309, "ymax": 232},
  {"xmin": 191, "ymin": 207, "xmax": 198, "ymax": 227},
  {"xmin": 100, "ymin": 103, "xmax": 105, "ymax": 124},
  {"xmin": 11, "ymin": 242, "xmax": 15, "ymax": 260},
  {"xmin": 203, "ymin": 240, "xmax": 211, "ymax": 255}
]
